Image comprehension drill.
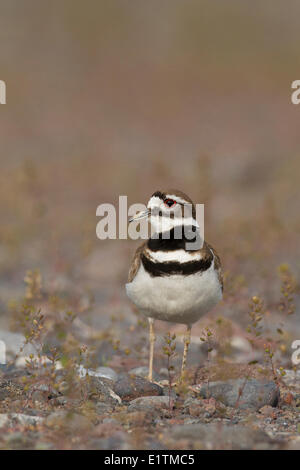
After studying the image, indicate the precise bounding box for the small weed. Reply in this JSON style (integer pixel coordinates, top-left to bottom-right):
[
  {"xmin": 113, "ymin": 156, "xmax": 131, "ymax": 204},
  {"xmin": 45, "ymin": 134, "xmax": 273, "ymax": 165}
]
[
  {"xmin": 278, "ymin": 264, "xmax": 296, "ymax": 317},
  {"xmin": 200, "ymin": 327, "xmax": 214, "ymax": 398},
  {"xmin": 246, "ymin": 295, "xmax": 265, "ymax": 347},
  {"xmin": 162, "ymin": 332, "xmax": 176, "ymax": 411},
  {"xmin": 24, "ymin": 269, "xmax": 42, "ymax": 301}
]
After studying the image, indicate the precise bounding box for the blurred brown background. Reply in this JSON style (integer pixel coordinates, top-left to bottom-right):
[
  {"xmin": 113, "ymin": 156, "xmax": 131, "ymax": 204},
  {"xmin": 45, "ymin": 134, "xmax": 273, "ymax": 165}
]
[{"xmin": 0, "ymin": 1, "xmax": 299, "ymax": 354}]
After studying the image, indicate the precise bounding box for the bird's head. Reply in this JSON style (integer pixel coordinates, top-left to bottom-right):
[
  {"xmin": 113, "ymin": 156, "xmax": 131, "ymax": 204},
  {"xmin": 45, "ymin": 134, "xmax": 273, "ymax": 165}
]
[{"xmin": 129, "ymin": 189, "xmax": 197, "ymax": 234}]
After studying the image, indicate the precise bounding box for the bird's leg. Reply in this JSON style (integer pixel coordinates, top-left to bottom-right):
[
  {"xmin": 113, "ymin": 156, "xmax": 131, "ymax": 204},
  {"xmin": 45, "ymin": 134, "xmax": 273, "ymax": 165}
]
[
  {"xmin": 148, "ymin": 318, "xmax": 156, "ymax": 382},
  {"xmin": 181, "ymin": 325, "xmax": 191, "ymax": 380}
]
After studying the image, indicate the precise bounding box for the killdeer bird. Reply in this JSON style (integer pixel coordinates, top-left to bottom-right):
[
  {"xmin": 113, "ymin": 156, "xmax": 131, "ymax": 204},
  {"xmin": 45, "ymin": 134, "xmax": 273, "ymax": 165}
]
[{"xmin": 126, "ymin": 190, "xmax": 223, "ymax": 381}]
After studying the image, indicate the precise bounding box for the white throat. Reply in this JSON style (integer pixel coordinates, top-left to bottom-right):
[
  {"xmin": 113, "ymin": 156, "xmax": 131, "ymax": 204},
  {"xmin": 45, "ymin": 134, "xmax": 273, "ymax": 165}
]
[{"xmin": 149, "ymin": 215, "xmax": 199, "ymax": 235}]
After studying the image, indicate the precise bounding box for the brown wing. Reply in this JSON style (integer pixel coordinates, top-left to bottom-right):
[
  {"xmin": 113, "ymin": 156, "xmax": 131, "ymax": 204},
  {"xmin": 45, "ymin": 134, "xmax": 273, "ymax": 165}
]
[
  {"xmin": 206, "ymin": 242, "xmax": 223, "ymax": 291},
  {"xmin": 127, "ymin": 241, "xmax": 147, "ymax": 283}
]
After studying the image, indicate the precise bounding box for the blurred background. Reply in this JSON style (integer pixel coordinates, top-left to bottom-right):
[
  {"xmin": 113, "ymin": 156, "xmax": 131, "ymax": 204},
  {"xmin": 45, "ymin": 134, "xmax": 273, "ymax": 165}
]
[{"xmin": 0, "ymin": 0, "xmax": 299, "ymax": 369}]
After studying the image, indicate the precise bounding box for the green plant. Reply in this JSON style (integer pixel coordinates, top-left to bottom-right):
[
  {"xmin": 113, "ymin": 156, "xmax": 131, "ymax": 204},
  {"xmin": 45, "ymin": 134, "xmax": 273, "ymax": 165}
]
[
  {"xmin": 246, "ymin": 295, "xmax": 265, "ymax": 345},
  {"xmin": 200, "ymin": 327, "xmax": 214, "ymax": 398},
  {"xmin": 24, "ymin": 269, "xmax": 42, "ymax": 301},
  {"xmin": 278, "ymin": 264, "xmax": 296, "ymax": 317},
  {"xmin": 162, "ymin": 332, "xmax": 176, "ymax": 411}
]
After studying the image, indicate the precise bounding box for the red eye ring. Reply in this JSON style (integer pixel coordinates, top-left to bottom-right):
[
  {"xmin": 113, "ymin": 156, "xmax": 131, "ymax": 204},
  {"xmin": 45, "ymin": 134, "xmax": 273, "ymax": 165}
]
[{"xmin": 164, "ymin": 198, "xmax": 176, "ymax": 208}]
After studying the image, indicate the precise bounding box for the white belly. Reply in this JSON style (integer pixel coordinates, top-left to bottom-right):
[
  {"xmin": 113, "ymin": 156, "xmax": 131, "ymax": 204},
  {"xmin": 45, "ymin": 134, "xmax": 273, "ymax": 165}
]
[{"xmin": 126, "ymin": 262, "xmax": 222, "ymax": 325}]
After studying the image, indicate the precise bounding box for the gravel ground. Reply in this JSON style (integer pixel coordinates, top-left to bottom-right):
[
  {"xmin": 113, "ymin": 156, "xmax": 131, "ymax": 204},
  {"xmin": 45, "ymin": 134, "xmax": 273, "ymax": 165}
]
[{"xmin": 0, "ymin": 355, "xmax": 299, "ymax": 450}]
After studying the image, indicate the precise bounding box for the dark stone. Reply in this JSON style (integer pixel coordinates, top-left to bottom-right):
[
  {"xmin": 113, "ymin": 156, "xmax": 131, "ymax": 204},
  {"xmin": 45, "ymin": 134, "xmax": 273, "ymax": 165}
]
[
  {"xmin": 128, "ymin": 366, "xmax": 161, "ymax": 382},
  {"xmin": 87, "ymin": 376, "xmax": 120, "ymax": 405},
  {"xmin": 198, "ymin": 378, "xmax": 280, "ymax": 410},
  {"xmin": 168, "ymin": 423, "xmax": 278, "ymax": 450},
  {"xmin": 113, "ymin": 373, "xmax": 163, "ymax": 401},
  {"xmin": 128, "ymin": 395, "xmax": 171, "ymax": 412}
]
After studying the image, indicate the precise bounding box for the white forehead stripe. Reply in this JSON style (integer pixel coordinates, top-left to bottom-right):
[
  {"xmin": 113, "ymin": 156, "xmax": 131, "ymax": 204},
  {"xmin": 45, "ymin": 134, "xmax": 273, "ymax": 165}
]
[
  {"xmin": 147, "ymin": 196, "xmax": 163, "ymax": 209},
  {"xmin": 165, "ymin": 194, "xmax": 190, "ymax": 205}
]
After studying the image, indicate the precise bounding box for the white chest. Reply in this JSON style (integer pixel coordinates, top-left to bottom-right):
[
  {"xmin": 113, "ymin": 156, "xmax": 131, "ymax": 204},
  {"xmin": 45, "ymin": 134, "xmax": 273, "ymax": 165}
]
[{"xmin": 126, "ymin": 261, "xmax": 222, "ymax": 325}]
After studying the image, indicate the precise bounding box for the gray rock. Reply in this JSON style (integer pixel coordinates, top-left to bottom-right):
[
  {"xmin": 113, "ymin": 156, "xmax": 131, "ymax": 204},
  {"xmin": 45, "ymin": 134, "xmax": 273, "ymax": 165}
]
[
  {"xmin": 87, "ymin": 376, "xmax": 121, "ymax": 404},
  {"xmin": 30, "ymin": 383, "xmax": 60, "ymax": 401},
  {"xmin": 45, "ymin": 410, "xmax": 92, "ymax": 431},
  {"xmin": 95, "ymin": 367, "xmax": 118, "ymax": 382},
  {"xmin": 77, "ymin": 365, "xmax": 118, "ymax": 382},
  {"xmin": 0, "ymin": 413, "xmax": 44, "ymax": 428},
  {"xmin": 90, "ymin": 431, "xmax": 130, "ymax": 450},
  {"xmin": 198, "ymin": 379, "xmax": 279, "ymax": 410},
  {"xmin": 32, "ymin": 383, "xmax": 56, "ymax": 393},
  {"xmin": 129, "ymin": 366, "xmax": 160, "ymax": 382},
  {"xmin": 128, "ymin": 395, "xmax": 172, "ymax": 412},
  {"xmin": 168, "ymin": 423, "xmax": 277, "ymax": 450},
  {"xmin": 0, "ymin": 330, "xmax": 35, "ymax": 358},
  {"xmin": 113, "ymin": 374, "xmax": 163, "ymax": 401},
  {"xmin": 183, "ymin": 397, "xmax": 210, "ymax": 418}
]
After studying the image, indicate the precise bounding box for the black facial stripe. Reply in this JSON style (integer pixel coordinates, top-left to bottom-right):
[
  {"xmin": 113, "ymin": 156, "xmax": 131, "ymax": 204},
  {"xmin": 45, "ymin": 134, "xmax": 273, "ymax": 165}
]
[
  {"xmin": 148, "ymin": 226, "xmax": 200, "ymax": 251},
  {"xmin": 141, "ymin": 254, "xmax": 212, "ymax": 277},
  {"xmin": 151, "ymin": 191, "xmax": 165, "ymax": 200}
]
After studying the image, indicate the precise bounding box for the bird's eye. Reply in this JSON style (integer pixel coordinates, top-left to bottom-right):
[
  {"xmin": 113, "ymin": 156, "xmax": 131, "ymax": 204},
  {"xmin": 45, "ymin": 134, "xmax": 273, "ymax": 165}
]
[{"xmin": 164, "ymin": 198, "xmax": 176, "ymax": 208}]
